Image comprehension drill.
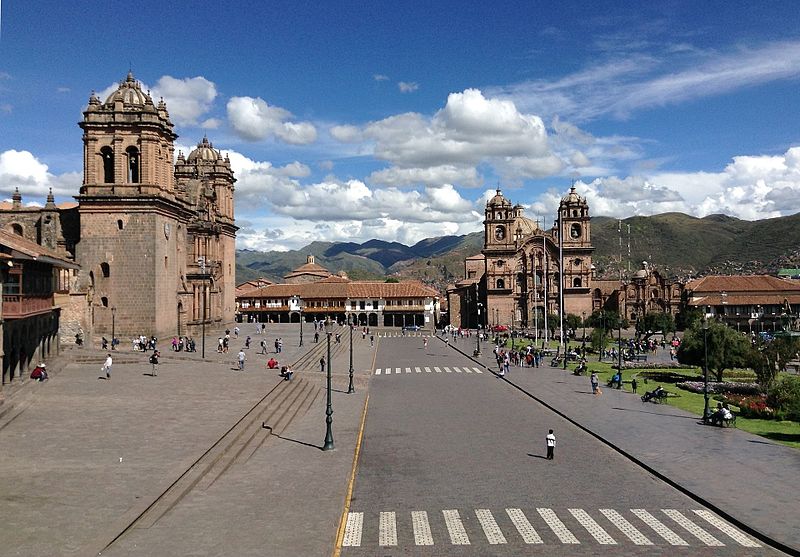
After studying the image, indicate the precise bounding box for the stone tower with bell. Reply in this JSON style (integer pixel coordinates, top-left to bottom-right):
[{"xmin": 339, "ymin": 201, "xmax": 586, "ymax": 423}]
[
  {"xmin": 74, "ymin": 73, "xmax": 237, "ymax": 341},
  {"xmin": 557, "ymin": 185, "xmax": 594, "ymax": 317}
]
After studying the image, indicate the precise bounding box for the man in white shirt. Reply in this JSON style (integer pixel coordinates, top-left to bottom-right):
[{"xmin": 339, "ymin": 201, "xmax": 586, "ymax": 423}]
[
  {"xmin": 546, "ymin": 429, "xmax": 556, "ymax": 460},
  {"xmin": 238, "ymin": 350, "xmax": 246, "ymax": 371},
  {"xmin": 103, "ymin": 354, "xmax": 113, "ymax": 380}
]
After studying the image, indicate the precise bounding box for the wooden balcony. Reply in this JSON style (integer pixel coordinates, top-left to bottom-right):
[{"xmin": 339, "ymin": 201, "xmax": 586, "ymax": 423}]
[{"xmin": 2, "ymin": 294, "xmax": 55, "ymax": 318}]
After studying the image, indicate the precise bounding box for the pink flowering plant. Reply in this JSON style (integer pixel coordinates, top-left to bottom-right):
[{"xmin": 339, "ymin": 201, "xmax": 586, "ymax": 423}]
[
  {"xmin": 719, "ymin": 393, "xmax": 775, "ymax": 419},
  {"xmin": 676, "ymin": 381, "xmax": 761, "ymax": 396}
]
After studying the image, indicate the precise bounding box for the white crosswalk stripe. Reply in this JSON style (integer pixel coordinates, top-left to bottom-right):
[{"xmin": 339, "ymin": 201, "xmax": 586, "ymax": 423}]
[
  {"xmin": 631, "ymin": 508, "xmax": 688, "ymax": 545},
  {"xmin": 434, "ymin": 366, "xmax": 442, "ymax": 373},
  {"xmin": 600, "ymin": 508, "xmax": 652, "ymax": 545},
  {"xmin": 374, "ymin": 368, "xmax": 381, "ymax": 375},
  {"xmin": 662, "ymin": 509, "xmax": 724, "ymax": 546},
  {"xmin": 374, "ymin": 365, "xmax": 486, "ymax": 377},
  {"xmin": 342, "ymin": 512, "xmax": 363, "ymax": 546},
  {"xmin": 411, "ymin": 510, "xmax": 433, "ymax": 545},
  {"xmin": 464, "ymin": 367, "xmax": 473, "ymax": 373},
  {"xmin": 506, "ymin": 508, "xmax": 543, "ymax": 544},
  {"xmin": 395, "ymin": 367, "xmax": 401, "ymax": 374},
  {"xmin": 473, "ymin": 367, "xmax": 483, "ymax": 373},
  {"xmin": 341, "ymin": 507, "xmax": 758, "ymax": 549},
  {"xmin": 538, "ymin": 508, "xmax": 580, "ymax": 544},
  {"xmin": 443, "ymin": 509, "xmax": 470, "ymax": 545},
  {"xmin": 444, "ymin": 367, "xmax": 453, "ymax": 373},
  {"xmin": 476, "ymin": 509, "xmax": 506, "ymax": 544},
  {"xmin": 404, "ymin": 367, "xmax": 411, "ymax": 373},
  {"xmin": 453, "ymin": 366, "xmax": 463, "ymax": 373},
  {"xmin": 378, "ymin": 511, "xmax": 397, "ymax": 546},
  {"xmin": 569, "ymin": 508, "xmax": 616, "ymax": 544},
  {"xmin": 424, "ymin": 367, "xmax": 432, "ymax": 373},
  {"xmin": 692, "ymin": 510, "xmax": 760, "ymax": 547},
  {"xmin": 414, "ymin": 367, "xmax": 422, "ymax": 373}
]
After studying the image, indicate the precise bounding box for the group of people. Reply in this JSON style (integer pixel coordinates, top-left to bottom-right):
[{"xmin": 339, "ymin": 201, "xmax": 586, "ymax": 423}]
[
  {"xmin": 170, "ymin": 336, "xmax": 196, "ymax": 352},
  {"xmin": 132, "ymin": 335, "xmax": 158, "ymax": 352}
]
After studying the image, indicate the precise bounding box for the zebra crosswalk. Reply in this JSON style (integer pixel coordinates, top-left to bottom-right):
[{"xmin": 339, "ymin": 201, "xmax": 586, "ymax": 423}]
[
  {"xmin": 341, "ymin": 507, "xmax": 761, "ymax": 549},
  {"xmin": 373, "ymin": 366, "xmax": 484, "ymax": 375},
  {"xmin": 378, "ymin": 332, "xmax": 431, "ymax": 338}
]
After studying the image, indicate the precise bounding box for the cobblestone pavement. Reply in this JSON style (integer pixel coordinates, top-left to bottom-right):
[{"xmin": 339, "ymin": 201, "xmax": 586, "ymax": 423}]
[
  {"xmin": 0, "ymin": 324, "xmax": 376, "ymax": 557},
  {"xmin": 341, "ymin": 336, "xmax": 786, "ymax": 556},
  {"xmin": 460, "ymin": 338, "xmax": 800, "ymax": 555}
]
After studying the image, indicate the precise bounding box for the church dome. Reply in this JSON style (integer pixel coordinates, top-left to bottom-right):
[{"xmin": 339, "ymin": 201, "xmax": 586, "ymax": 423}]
[
  {"xmin": 487, "ymin": 188, "xmax": 512, "ymax": 208},
  {"xmin": 104, "ymin": 72, "xmax": 153, "ymax": 107},
  {"xmin": 561, "ymin": 185, "xmax": 586, "ymax": 205},
  {"xmin": 512, "ymin": 215, "xmax": 539, "ymax": 237},
  {"xmin": 187, "ymin": 137, "xmax": 221, "ymax": 163}
]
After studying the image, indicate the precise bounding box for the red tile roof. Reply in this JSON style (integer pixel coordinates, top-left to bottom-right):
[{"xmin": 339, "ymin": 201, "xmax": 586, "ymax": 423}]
[
  {"xmin": 686, "ymin": 275, "xmax": 800, "ymax": 294},
  {"xmin": 0, "ymin": 229, "xmax": 78, "ymax": 269},
  {"xmin": 240, "ymin": 279, "xmax": 439, "ymax": 300}
]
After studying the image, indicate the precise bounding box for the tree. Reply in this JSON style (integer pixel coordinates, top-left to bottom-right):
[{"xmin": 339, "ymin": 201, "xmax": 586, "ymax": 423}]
[
  {"xmin": 677, "ymin": 320, "xmax": 750, "ymax": 381},
  {"xmin": 636, "ymin": 311, "xmax": 675, "ymax": 340},
  {"xmin": 590, "ymin": 327, "xmax": 609, "ymax": 353},
  {"xmin": 546, "ymin": 313, "xmax": 559, "ymax": 337},
  {"xmin": 676, "ymin": 306, "xmax": 702, "ymax": 331},
  {"xmin": 384, "ymin": 277, "xmax": 400, "ymax": 283},
  {"xmin": 565, "ymin": 313, "xmax": 582, "ymax": 338},
  {"xmin": 747, "ymin": 335, "xmax": 800, "ymax": 388}
]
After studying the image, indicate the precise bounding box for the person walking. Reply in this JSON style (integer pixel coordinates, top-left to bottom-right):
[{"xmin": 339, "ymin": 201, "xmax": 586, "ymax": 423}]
[
  {"xmin": 319, "ymin": 356, "xmax": 326, "ymax": 373},
  {"xmin": 103, "ymin": 353, "xmax": 113, "ymax": 380},
  {"xmin": 370, "ymin": 334, "xmax": 374, "ymax": 347},
  {"xmin": 238, "ymin": 349, "xmax": 246, "ymax": 371},
  {"xmin": 590, "ymin": 372, "xmax": 600, "ymax": 395},
  {"xmin": 546, "ymin": 429, "xmax": 556, "ymax": 460},
  {"xmin": 149, "ymin": 350, "xmax": 160, "ymax": 376}
]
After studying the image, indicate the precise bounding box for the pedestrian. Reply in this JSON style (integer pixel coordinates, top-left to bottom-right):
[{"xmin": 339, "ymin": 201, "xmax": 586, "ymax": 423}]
[
  {"xmin": 103, "ymin": 353, "xmax": 113, "ymax": 380},
  {"xmin": 237, "ymin": 349, "xmax": 246, "ymax": 371},
  {"xmin": 314, "ymin": 331, "xmax": 319, "ymax": 343},
  {"xmin": 503, "ymin": 353, "xmax": 510, "ymax": 376},
  {"xmin": 546, "ymin": 429, "xmax": 556, "ymax": 460},
  {"xmin": 631, "ymin": 377, "xmax": 638, "ymax": 393},
  {"xmin": 590, "ymin": 372, "xmax": 600, "ymax": 395},
  {"xmin": 149, "ymin": 350, "xmax": 160, "ymax": 376},
  {"xmin": 234, "ymin": 326, "xmax": 240, "ymax": 338},
  {"xmin": 370, "ymin": 334, "xmax": 374, "ymax": 347},
  {"xmin": 319, "ymin": 356, "xmax": 326, "ymax": 372},
  {"xmin": 260, "ymin": 339, "xmax": 267, "ymax": 355},
  {"xmin": 278, "ymin": 338, "xmax": 283, "ymax": 353},
  {"xmin": 245, "ymin": 336, "xmax": 251, "ymax": 349}
]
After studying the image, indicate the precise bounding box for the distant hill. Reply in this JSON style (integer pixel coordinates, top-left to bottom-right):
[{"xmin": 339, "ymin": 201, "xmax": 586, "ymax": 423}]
[{"xmin": 236, "ymin": 212, "xmax": 800, "ymax": 292}]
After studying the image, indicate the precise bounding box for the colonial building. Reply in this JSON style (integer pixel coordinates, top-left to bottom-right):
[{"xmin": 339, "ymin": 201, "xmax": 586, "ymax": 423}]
[
  {"xmin": 237, "ymin": 256, "xmax": 439, "ymax": 327},
  {"xmin": 593, "ymin": 262, "xmax": 684, "ymax": 323},
  {"xmin": 0, "ymin": 72, "xmax": 238, "ymax": 343},
  {"xmin": 449, "ymin": 187, "xmax": 594, "ymax": 332},
  {"xmin": 684, "ymin": 275, "xmax": 800, "ymax": 332},
  {"xmin": 1, "ymin": 229, "xmax": 77, "ymax": 386}
]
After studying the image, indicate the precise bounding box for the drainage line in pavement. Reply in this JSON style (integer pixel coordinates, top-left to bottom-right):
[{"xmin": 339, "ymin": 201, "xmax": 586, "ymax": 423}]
[{"xmin": 439, "ymin": 335, "xmax": 799, "ymax": 557}]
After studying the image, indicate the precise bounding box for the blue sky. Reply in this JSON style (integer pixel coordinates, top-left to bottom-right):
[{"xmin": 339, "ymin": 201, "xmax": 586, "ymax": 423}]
[{"xmin": 2, "ymin": 1, "xmax": 800, "ymax": 251}]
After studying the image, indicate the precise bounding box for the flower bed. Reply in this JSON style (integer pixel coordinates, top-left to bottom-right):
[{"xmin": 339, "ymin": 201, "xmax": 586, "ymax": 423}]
[
  {"xmin": 615, "ymin": 362, "xmax": 696, "ymax": 370},
  {"xmin": 719, "ymin": 393, "xmax": 776, "ymax": 419},
  {"xmin": 676, "ymin": 381, "xmax": 761, "ymax": 395}
]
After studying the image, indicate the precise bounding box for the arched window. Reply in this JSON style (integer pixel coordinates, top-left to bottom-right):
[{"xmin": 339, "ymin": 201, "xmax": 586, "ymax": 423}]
[
  {"xmin": 101, "ymin": 296, "xmax": 109, "ymax": 307},
  {"xmin": 101, "ymin": 146, "xmax": 114, "ymax": 183},
  {"xmin": 10, "ymin": 223, "xmax": 23, "ymax": 236},
  {"xmin": 496, "ymin": 278, "xmax": 505, "ymax": 289},
  {"xmin": 126, "ymin": 146, "xmax": 140, "ymax": 183},
  {"xmin": 573, "ymin": 277, "xmax": 582, "ymax": 288},
  {"xmin": 570, "ymin": 223, "xmax": 582, "ymax": 238},
  {"xmin": 117, "ymin": 219, "xmax": 124, "ymax": 230},
  {"xmin": 100, "ymin": 262, "xmax": 110, "ymax": 278},
  {"xmin": 573, "ymin": 210, "xmax": 578, "ymax": 217}
]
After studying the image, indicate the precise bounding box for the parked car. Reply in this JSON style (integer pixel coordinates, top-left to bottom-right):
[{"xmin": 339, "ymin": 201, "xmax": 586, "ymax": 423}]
[
  {"xmin": 403, "ymin": 324, "xmax": 422, "ymax": 331},
  {"xmin": 491, "ymin": 325, "xmax": 509, "ymax": 332}
]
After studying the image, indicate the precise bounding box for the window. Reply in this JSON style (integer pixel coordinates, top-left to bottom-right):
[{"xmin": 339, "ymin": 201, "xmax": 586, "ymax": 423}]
[
  {"xmin": 359, "ymin": 301, "xmax": 365, "ymax": 310},
  {"xmin": 573, "ymin": 277, "xmax": 582, "ymax": 287},
  {"xmin": 10, "ymin": 223, "xmax": 23, "ymax": 236},
  {"xmin": 101, "ymin": 146, "xmax": 114, "ymax": 183},
  {"xmin": 570, "ymin": 223, "xmax": 582, "ymax": 238},
  {"xmin": 497, "ymin": 278, "xmax": 505, "ymax": 289},
  {"xmin": 101, "ymin": 296, "xmax": 109, "ymax": 307},
  {"xmin": 126, "ymin": 146, "xmax": 140, "ymax": 183},
  {"xmin": 100, "ymin": 262, "xmax": 110, "ymax": 278},
  {"xmin": 117, "ymin": 219, "xmax": 124, "ymax": 230}
]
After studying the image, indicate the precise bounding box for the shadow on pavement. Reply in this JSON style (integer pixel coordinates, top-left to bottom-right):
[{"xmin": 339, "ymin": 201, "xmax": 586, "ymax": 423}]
[
  {"xmin": 527, "ymin": 453, "xmax": 547, "ymax": 460},
  {"xmin": 611, "ymin": 406, "xmax": 698, "ymax": 419}
]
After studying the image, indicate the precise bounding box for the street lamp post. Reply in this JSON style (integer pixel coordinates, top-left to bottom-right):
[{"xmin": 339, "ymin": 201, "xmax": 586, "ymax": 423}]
[
  {"xmin": 296, "ymin": 296, "xmax": 304, "ymax": 347},
  {"xmin": 702, "ymin": 317, "xmax": 710, "ymax": 423},
  {"xmin": 598, "ymin": 310, "xmax": 604, "ymax": 362},
  {"xmin": 111, "ymin": 306, "xmax": 116, "ymax": 350},
  {"xmin": 347, "ymin": 315, "xmax": 355, "ymax": 394},
  {"xmin": 617, "ymin": 312, "xmax": 623, "ymax": 373},
  {"xmin": 323, "ymin": 320, "xmax": 335, "ymax": 450},
  {"xmin": 582, "ymin": 311, "xmax": 586, "ymax": 356},
  {"xmin": 476, "ymin": 302, "xmax": 483, "ymax": 356}
]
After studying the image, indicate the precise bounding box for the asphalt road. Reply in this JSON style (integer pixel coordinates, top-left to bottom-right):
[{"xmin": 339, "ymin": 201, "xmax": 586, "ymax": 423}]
[{"xmin": 342, "ymin": 335, "xmax": 784, "ymax": 556}]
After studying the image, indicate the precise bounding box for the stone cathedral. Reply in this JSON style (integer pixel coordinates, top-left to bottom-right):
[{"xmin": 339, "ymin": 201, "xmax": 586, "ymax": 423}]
[
  {"xmin": 0, "ymin": 72, "xmax": 238, "ymax": 342},
  {"xmin": 448, "ymin": 187, "xmax": 594, "ymax": 330}
]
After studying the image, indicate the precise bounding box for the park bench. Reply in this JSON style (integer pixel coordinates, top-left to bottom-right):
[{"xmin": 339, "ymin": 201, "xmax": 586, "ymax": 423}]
[{"xmin": 723, "ymin": 413, "xmax": 737, "ymax": 428}]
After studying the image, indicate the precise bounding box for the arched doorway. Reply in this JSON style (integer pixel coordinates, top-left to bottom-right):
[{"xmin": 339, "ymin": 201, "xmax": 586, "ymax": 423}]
[{"xmin": 368, "ymin": 313, "xmax": 378, "ymax": 327}]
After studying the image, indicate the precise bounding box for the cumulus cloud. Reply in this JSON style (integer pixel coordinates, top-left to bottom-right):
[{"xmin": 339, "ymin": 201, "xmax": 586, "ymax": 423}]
[
  {"xmin": 398, "ymin": 81, "xmax": 419, "ymax": 93},
  {"xmin": 227, "ymin": 96, "xmax": 317, "ymax": 144},
  {"xmin": 0, "ymin": 150, "xmax": 79, "ymax": 197},
  {"xmin": 373, "ymin": 74, "xmax": 390, "ymax": 82},
  {"xmin": 530, "ymin": 146, "xmax": 800, "ymax": 221},
  {"xmin": 334, "ymin": 88, "xmax": 562, "ymax": 186}
]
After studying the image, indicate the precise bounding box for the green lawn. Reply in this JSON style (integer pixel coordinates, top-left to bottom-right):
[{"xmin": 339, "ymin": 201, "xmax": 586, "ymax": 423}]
[{"xmin": 558, "ymin": 360, "xmax": 800, "ymax": 450}]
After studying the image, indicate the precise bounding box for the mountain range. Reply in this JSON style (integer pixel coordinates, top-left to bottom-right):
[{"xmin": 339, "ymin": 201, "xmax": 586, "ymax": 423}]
[{"xmin": 236, "ymin": 212, "xmax": 800, "ymax": 292}]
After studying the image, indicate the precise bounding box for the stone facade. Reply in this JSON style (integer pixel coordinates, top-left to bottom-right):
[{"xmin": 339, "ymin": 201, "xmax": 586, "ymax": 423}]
[{"xmin": 0, "ymin": 73, "xmax": 238, "ymax": 343}]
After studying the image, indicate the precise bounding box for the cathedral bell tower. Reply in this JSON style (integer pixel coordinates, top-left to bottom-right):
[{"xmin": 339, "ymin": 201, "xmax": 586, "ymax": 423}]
[{"xmin": 558, "ymin": 185, "xmax": 594, "ymax": 316}]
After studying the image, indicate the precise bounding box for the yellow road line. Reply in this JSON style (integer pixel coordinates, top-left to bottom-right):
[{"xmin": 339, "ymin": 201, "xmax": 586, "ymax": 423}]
[{"xmin": 332, "ymin": 392, "xmax": 370, "ymax": 556}]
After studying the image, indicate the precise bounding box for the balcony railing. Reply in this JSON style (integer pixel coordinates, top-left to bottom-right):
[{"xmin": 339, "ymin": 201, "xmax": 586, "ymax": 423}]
[{"xmin": 2, "ymin": 294, "xmax": 55, "ymax": 318}]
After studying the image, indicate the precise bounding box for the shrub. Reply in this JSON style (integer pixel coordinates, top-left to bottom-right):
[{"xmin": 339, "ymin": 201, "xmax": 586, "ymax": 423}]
[
  {"xmin": 720, "ymin": 393, "xmax": 776, "ymax": 419},
  {"xmin": 677, "ymin": 381, "xmax": 762, "ymax": 395},
  {"xmin": 767, "ymin": 376, "xmax": 800, "ymax": 422}
]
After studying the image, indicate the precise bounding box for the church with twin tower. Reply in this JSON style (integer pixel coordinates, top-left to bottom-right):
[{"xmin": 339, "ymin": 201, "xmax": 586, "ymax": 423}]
[{"xmin": 74, "ymin": 72, "xmax": 238, "ymax": 340}]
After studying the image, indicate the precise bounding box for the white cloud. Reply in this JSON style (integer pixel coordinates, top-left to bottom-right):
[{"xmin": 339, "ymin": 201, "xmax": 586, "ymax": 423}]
[
  {"xmin": 227, "ymin": 96, "xmax": 317, "ymax": 144},
  {"xmin": 490, "ymin": 40, "xmax": 800, "ymax": 122},
  {"xmin": 373, "ymin": 74, "xmax": 390, "ymax": 82},
  {"xmin": 398, "ymin": 81, "xmax": 419, "ymax": 93},
  {"xmin": 330, "ymin": 124, "xmax": 362, "ymax": 143},
  {"xmin": 201, "ymin": 118, "xmax": 221, "ymax": 129},
  {"xmin": 0, "ymin": 149, "xmax": 79, "ymax": 197}
]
